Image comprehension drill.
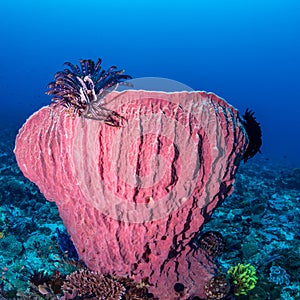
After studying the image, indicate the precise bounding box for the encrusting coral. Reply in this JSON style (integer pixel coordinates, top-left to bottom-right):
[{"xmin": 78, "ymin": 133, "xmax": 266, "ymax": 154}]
[
  {"xmin": 197, "ymin": 231, "xmax": 225, "ymax": 259},
  {"xmin": 268, "ymin": 265, "xmax": 290, "ymax": 285},
  {"xmin": 227, "ymin": 263, "xmax": 258, "ymax": 296},
  {"xmin": 204, "ymin": 274, "xmax": 230, "ymax": 299}
]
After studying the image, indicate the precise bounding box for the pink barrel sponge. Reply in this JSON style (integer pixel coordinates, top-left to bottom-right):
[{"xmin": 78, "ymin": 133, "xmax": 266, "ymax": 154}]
[{"xmin": 15, "ymin": 89, "xmax": 249, "ymax": 298}]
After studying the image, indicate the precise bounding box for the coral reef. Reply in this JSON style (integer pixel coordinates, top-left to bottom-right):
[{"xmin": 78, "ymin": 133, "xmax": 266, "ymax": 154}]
[
  {"xmin": 27, "ymin": 270, "xmax": 64, "ymax": 299},
  {"xmin": 0, "ymin": 83, "xmax": 298, "ymax": 299},
  {"xmin": 56, "ymin": 228, "xmax": 79, "ymax": 261}
]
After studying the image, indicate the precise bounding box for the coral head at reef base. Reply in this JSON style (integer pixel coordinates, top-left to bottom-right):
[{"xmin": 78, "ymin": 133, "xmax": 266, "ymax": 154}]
[{"xmin": 14, "ymin": 90, "xmax": 248, "ymax": 299}]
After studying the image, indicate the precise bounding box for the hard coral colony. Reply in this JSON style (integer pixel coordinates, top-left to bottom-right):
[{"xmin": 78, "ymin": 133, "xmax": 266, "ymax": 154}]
[
  {"xmin": 227, "ymin": 263, "xmax": 258, "ymax": 296},
  {"xmin": 14, "ymin": 57, "xmax": 262, "ymax": 299}
]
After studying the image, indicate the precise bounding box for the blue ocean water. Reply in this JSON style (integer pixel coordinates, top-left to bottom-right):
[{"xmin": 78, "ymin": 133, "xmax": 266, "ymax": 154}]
[
  {"xmin": 0, "ymin": 1, "xmax": 300, "ymax": 299},
  {"xmin": 0, "ymin": 0, "xmax": 299, "ymax": 165}
]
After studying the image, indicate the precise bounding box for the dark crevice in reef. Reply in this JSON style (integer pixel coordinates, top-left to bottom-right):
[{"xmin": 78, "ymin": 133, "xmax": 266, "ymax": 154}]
[
  {"xmin": 165, "ymin": 143, "xmax": 179, "ymax": 192},
  {"xmin": 132, "ymin": 117, "xmax": 144, "ymax": 204}
]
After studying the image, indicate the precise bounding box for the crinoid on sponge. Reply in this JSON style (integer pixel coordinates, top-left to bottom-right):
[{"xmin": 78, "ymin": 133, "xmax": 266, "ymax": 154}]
[
  {"xmin": 46, "ymin": 58, "xmax": 132, "ymax": 127},
  {"xmin": 241, "ymin": 109, "xmax": 262, "ymax": 162},
  {"xmin": 227, "ymin": 263, "xmax": 258, "ymax": 296}
]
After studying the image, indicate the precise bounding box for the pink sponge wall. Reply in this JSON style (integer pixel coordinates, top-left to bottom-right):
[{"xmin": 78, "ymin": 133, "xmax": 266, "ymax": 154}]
[{"xmin": 14, "ymin": 90, "xmax": 248, "ymax": 299}]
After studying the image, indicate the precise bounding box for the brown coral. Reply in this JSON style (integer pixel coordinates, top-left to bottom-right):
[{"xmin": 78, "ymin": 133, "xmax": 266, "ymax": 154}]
[
  {"xmin": 117, "ymin": 276, "xmax": 153, "ymax": 300},
  {"xmin": 61, "ymin": 269, "xmax": 126, "ymax": 300},
  {"xmin": 204, "ymin": 275, "xmax": 230, "ymax": 300},
  {"xmin": 198, "ymin": 231, "xmax": 225, "ymax": 259}
]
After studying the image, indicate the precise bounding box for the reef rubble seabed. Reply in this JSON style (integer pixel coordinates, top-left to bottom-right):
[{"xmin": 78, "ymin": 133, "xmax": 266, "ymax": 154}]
[{"xmin": 0, "ymin": 126, "xmax": 299, "ymax": 300}]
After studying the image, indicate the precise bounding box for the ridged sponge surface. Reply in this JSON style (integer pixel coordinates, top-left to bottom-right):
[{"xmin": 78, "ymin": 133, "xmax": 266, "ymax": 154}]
[{"xmin": 15, "ymin": 90, "xmax": 247, "ymax": 299}]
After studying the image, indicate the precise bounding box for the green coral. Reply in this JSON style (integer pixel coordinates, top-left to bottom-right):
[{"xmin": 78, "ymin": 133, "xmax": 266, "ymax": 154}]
[{"xmin": 227, "ymin": 263, "xmax": 258, "ymax": 296}]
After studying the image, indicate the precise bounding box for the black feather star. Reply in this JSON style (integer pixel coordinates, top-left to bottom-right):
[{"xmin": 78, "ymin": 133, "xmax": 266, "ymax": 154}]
[
  {"xmin": 46, "ymin": 58, "xmax": 132, "ymax": 127},
  {"xmin": 241, "ymin": 108, "xmax": 262, "ymax": 162}
]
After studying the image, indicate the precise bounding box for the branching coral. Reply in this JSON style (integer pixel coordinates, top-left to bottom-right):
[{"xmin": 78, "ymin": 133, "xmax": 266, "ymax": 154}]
[
  {"xmin": 227, "ymin": 263, "xmax": 258, "ymax": 296},
  {"xmin": 61, "ymin": 269, "xmax": 126, "ymax": 300}
]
